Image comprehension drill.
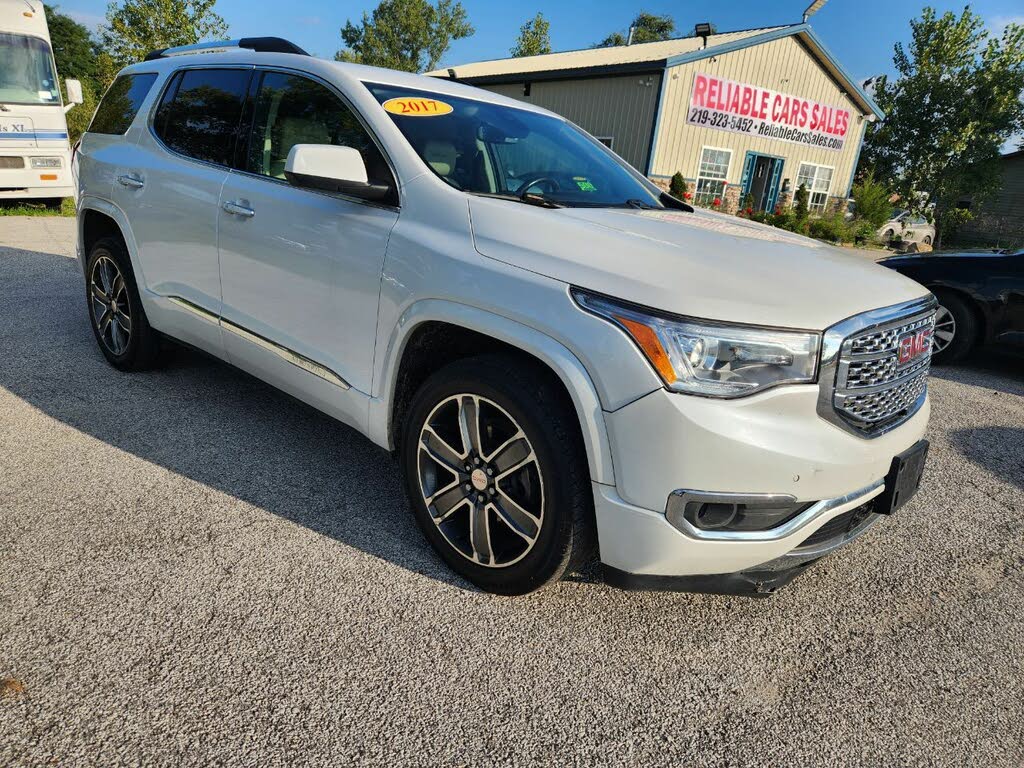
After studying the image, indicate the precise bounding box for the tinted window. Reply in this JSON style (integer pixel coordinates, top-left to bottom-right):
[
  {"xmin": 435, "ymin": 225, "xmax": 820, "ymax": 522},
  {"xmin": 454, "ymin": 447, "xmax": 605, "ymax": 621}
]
[
  {"xmin": 245, "ymin": 71, "xmax": 391, "ymax": 187},
  {"xmin": 154, "ymin": 68, "xmax": 251, "ymax": 166},
  {"xmin": 88, "ymin": 73, "xmax": 159, "ymax": 135},
  {"xmin": 364, "ymin": 82, "xmax": 660, "ymax": 208}
]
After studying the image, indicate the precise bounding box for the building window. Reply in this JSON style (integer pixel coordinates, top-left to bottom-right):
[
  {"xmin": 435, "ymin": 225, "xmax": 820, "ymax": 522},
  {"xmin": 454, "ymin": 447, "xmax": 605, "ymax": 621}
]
[
  {"xmin": 796, "ymin": 162, "xmax": 834, "ymax": 212},
  {"xmin": 695, "ymin": 147, "xmax": 731, "ymax": 206},
  {"xmin": 595, "ymin": 136, "xmax": 614, "ymax": 149}
]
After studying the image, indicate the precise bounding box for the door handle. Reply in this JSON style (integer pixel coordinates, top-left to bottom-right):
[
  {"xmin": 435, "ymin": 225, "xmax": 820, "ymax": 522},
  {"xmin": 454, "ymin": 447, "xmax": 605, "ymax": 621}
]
[
  {"xmin": 222, "ymin": 200, "xmax": 255, "ymax": 218},
  {"xmin": 117, "ymin": 174, "xmax": 144, "ymax": 189}
]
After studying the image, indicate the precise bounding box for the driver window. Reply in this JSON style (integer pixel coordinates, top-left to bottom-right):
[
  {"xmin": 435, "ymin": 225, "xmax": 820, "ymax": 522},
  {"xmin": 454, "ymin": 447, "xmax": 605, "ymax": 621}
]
[
  {"xmin": 246, "ymin": 71, "xmax": 391, "ymax": 186},
  {"xmin": 492, "ymin": 131, "xmax": 576, "ymax": 192}
]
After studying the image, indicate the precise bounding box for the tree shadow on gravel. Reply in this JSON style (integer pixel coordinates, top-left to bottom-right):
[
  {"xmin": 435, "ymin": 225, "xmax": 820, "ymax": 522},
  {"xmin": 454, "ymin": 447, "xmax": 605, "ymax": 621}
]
[
  {"xmin": 948, "ymin": 427, "xmax": 1024, "ymax": 491},
  {"xmin": 0, "ymin": 247, "xmax": 474, "ymax": 589}
]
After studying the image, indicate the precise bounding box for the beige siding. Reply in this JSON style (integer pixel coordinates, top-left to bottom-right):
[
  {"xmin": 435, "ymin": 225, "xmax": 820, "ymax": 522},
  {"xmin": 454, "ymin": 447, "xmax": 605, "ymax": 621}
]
[
  {"xmin": 480, "ymin": 74, "xmax": 662, "ymax": 171},
  {"xmin": 652, "ymin": 35, "xmax": 869, "ymax": 199}
]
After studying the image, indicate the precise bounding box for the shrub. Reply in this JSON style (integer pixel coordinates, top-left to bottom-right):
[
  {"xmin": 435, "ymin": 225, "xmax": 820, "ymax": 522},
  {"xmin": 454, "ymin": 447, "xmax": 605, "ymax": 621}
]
[
  {"xmin": 851, "ymin": 219, "xmax": 879, "ymax": 245},
  {"xmin": 794, "ymin": 183, "xmax": 810, "ymax": 222},
  {"xmin": 809, "ymin": 213, "xmax": 854, "ymax": 243},
  {"xmin": 669, "ymin": 172, "xmax": 687, "ymax": 198},
  {"xmin": 851, "ymin": 171, "xmax": 892, "ymax": 230},
  {"xmin": 939, "ymin": 207, "xmax": 974, "ymax": 243}
]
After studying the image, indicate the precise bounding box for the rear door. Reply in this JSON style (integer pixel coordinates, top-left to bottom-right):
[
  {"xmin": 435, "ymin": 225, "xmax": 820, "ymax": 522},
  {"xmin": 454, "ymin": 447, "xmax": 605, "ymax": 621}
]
[
  {"xmin": 120, "ymin": 66, "xmax": 252, "ymax": 353},
  {"xmin": 216, "ymin": 69, "xmax": 399, "ymax": 426}
]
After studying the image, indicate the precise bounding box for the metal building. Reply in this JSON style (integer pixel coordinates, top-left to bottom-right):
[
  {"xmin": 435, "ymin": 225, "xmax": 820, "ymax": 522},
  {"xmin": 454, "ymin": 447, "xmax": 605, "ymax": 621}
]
[{"xmin": 428, "ymin": 23, "xmax": 883, "ymax": 215}]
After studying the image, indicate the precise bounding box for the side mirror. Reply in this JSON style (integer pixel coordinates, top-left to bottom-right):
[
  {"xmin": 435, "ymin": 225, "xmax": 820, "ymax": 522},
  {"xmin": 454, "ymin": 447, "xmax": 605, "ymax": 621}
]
[
  {"xmin": 284, "ymin": 144, "xmax": 393, "ymax": 202},
  {"xmin": 65, "ymin": 79, "xmax": 83, "ymax": 105}
]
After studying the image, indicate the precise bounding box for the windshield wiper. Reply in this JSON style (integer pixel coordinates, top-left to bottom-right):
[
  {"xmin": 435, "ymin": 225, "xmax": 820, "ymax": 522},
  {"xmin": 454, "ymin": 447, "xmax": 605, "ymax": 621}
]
[{"xmin": 624, "ymin": 198, "xmax": 659, "ymax": 209}]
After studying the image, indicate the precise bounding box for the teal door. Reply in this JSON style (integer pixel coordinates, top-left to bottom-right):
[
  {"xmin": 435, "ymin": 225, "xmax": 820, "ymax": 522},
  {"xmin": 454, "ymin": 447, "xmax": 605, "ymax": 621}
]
[{"xmin": 740, "ymin": 152, "xmax": 784, "ymax": 212}]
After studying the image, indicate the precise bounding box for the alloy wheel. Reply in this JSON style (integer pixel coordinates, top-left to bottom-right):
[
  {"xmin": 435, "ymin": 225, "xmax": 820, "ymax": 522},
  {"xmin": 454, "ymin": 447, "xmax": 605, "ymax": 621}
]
[
  {"xmin": 417, "ymin": 394, "xmax": 544, "ymax": 568},
  {"xmin": 932, "ymin": 305, "xmax": 956, "ymax": 353},
  {"xmin": 90, "ymin": 255, "xmax": 132, "ymax": 355}
]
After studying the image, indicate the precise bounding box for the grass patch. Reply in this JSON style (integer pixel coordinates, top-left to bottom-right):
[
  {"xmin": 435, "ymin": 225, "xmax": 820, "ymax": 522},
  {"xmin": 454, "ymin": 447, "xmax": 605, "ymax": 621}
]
[{"xmin": 0, "ymin": 198, "xmax": 75, "ymax": 217}]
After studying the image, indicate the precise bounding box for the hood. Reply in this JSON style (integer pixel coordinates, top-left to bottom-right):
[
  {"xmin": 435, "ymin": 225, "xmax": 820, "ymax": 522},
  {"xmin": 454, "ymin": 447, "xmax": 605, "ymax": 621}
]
[{"xmin": 469, "ymin": 199, "xmax": 930, "ymax": 330}]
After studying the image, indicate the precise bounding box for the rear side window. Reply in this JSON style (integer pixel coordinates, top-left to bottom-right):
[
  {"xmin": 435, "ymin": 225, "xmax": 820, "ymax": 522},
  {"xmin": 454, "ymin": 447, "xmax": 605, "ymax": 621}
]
[
  {"xmin": 153, "ymin": 68, "xmax": 251, "ymax": 166},
  {"xmin": 88, "ymin": 73, "xmax": 158, "ymax": 135}
]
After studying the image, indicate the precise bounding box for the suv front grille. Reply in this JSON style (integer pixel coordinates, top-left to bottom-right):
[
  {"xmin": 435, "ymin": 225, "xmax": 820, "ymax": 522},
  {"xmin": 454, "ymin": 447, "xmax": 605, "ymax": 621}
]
[
  {"xmin": 0, "ymin": 156, "xmax": 26, "ymax": 169},
  {"xmin": 818, "ymin": 298, "xmax": 937, "ymax": 437}
]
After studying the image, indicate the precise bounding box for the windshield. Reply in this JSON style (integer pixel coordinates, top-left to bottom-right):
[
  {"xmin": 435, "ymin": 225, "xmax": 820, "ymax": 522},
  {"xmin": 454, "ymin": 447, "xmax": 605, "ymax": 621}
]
[
  {"xmin": 365, "ymin": 82, "xmax": 662, "ymax": 208},
  {"xmin": 0, "ymin": 33, "xmax": 60, "ymax": 105}
]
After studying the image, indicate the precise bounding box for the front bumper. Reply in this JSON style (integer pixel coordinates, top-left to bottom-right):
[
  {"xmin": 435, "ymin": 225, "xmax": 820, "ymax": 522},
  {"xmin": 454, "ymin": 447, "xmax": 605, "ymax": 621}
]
[{"xmin": 594, "ymin": 383, "xmax": 929, "ymax": 589}]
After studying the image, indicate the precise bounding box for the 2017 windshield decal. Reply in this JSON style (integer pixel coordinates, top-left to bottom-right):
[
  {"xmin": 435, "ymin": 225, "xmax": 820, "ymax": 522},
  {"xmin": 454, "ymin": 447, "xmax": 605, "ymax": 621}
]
[
  {"xmin": 382, "ymin": 97, "xmax": 454, "ymax": 117},
  {"xmin": 686, "ymin": 73, "xmax": 851, "ymax": 152}
]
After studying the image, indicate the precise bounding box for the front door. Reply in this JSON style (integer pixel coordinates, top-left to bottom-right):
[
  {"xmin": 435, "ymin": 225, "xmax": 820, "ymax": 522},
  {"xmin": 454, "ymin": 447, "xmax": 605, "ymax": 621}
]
[
  {"xmin": 741, "ymin": 153, "xmax": 784, "ymax": 212},
  {"xmin": 216, "ymin": 70, "xmax": 399, "ymax": 428},
  {"xmin": 749, "ymin": 156, "xmax": 774, "ymax": 211}
]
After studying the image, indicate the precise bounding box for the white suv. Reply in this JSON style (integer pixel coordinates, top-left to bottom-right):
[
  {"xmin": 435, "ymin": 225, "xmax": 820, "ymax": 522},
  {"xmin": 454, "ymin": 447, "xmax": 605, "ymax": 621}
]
[{"xmin": 76, "ymin": 38, "xmax": 936, "ymax": 596}]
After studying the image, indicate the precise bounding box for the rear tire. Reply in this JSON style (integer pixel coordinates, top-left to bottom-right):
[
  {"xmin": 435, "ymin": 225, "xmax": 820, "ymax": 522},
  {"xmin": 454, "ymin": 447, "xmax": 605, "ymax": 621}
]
[
  {"xmin": 85, "ymin": 236, "xmax": 162, "ymax": 371},
  {"xmin": 400, "ymin": 354, "xmax": 594, "ymax": 595},
  {"xmin": 931, "ymin": 290, "xmax": 976, "ymax": 364}
]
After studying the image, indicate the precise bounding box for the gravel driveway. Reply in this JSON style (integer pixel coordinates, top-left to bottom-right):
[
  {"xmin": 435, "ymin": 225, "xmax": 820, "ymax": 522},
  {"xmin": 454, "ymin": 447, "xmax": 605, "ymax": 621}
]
[{"xmin": 2, "ymin": 217, "xmax": 1023, "ymax": 767}]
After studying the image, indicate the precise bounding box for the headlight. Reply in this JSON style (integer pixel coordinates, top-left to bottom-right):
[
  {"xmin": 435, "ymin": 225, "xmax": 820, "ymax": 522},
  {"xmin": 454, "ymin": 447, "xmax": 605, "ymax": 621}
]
[
  {"xmin": 572, "ymin": 289, "xmax": 820, "ymax": 398},
  {"xmin": 30, "ymin": 157, "xmax": 62, "ymax": 168}
]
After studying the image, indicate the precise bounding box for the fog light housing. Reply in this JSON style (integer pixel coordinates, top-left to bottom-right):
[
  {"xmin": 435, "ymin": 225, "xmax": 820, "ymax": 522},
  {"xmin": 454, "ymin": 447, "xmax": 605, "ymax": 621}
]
[
  {"xmin": 667, "ymin": 491, "xmax": 811, "ymax": 536},
  {"xmin": 30, "ymin": 157, "xmax": 62, "ymax": 168}
]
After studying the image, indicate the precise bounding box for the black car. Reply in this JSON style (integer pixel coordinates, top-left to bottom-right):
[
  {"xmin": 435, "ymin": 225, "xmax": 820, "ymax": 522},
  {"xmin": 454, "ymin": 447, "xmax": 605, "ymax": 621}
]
[{"xmin": 880, "ymin": 248, "xmax": 1024, "ymax": 363}]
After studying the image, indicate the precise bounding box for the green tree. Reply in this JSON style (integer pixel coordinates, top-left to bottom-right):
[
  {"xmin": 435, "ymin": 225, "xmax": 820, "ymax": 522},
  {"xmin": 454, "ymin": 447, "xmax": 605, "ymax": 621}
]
[
  {"xmin": 94, "ymin": 52, "xmax": 120, "ymax": 92},
  {"xmin": 510, "ymin": 12, "xmax": 551, "ymax": 58},
  {"xmin": 45, "ymin": 6, "xmax": 99, "ymax": 84},
  {"xmin": 596, "ymin": 12, "xmax": 675, "ymax": 47},
  {"xmin": 101, "ymin": 0, "xmax": 229, "ymax": 66},
  {"xmin": 859, "ymin": 7, "xmax": 1024, "ymax": 247},
  {"xmin": 44, "ymin": 7, "xmax": 101, "ymax": 143},
  {"xmin": 335, "ymin": 0, "xmax": 473, "ymax": 73},
  {"xmin": 851, "ymin": 170, "xmax": 892, "ymax": 230}
]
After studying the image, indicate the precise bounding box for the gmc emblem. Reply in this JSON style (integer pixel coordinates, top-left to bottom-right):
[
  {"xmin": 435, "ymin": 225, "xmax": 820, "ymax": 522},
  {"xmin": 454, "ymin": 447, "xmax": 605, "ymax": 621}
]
[{"xmin": 897, "ymin": 329, "xmax": 932, "ymax": 365}]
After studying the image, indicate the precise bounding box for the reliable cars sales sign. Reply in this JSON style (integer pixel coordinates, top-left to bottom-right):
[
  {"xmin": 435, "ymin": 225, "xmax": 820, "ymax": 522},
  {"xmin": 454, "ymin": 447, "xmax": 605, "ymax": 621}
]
[{"xmin": 686, "ymin": 72, "xmax": 851, "ymax": 151}]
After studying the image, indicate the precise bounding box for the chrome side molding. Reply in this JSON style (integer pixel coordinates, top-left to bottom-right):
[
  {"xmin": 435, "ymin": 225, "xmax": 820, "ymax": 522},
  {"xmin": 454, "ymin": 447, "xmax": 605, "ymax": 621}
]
[{"xmin": 165, "ymin": 295, "xmax": 350, "ymax": 390}]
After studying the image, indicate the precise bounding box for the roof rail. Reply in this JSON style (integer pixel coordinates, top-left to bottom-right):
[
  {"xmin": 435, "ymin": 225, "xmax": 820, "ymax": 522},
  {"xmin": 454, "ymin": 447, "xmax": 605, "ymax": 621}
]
[{"xmin": 144, "ymin": 37, "xmax": 309, "ymax": 61}]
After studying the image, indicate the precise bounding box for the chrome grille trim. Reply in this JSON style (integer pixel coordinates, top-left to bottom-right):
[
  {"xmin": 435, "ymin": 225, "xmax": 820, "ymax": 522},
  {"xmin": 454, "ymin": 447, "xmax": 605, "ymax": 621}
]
[{"xmin": 816, "ymin": 295, "xmax": 938, "ymax": 438}]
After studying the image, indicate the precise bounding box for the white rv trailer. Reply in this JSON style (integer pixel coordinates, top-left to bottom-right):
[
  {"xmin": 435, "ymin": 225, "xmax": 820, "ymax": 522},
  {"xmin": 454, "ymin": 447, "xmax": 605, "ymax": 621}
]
[{"xmin": 0, "ymin": 0, "xmax": 83, "ymax": 202}]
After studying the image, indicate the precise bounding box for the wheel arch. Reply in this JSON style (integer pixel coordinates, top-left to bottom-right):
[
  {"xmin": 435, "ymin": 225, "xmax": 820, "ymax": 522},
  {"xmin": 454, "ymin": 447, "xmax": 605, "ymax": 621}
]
[
  {"xmin": 78, "ymin": 197, "xmax": 143, "ymax": 281},
  {"xmin": 930, "ymin": 284, "xmax": 990, "ymax": 345},
  {"xmin": 368, "ymin": 299, "xmax": 615, "ymax": 486}
]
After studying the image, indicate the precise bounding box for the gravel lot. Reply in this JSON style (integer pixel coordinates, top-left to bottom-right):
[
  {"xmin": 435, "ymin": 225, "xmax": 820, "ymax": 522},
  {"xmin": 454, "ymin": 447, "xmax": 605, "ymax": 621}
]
[{"xmin": 2, "ymin": 216, "xmax": 1023, "ymax": 767}]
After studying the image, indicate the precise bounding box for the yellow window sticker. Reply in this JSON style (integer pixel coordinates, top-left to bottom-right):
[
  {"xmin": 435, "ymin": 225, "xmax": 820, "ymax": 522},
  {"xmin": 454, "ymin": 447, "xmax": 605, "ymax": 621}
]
[{"xmin": 382, "ymin": 97, "xmax": 454, "ymax": 116}]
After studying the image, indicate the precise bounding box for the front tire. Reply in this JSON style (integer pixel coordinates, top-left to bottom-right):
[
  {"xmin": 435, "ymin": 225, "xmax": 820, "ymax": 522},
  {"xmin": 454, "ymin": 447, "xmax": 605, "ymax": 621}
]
[
  {"xmin": 401, "ymin": 354, "xmax": 593, "ymax": 595},
  {"xmin": 931, "ymin": 291, "xmax": 976, "ymax": 364},
  {"xmin": 85, "ymin": 236, "xmax": 162, "ymax": 371}
]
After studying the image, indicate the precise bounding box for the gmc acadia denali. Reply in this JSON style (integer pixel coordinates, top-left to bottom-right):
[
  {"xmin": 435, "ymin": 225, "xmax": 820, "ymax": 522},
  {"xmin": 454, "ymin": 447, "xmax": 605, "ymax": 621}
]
[{"xmin": 75, "ymin": 39, "xmax": 935, "ymax": 596}]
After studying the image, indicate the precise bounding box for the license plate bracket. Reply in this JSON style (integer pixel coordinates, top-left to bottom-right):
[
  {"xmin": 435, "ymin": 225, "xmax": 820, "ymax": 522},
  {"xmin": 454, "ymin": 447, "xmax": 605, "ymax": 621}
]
[{"xmin": 876, "ymin": 439, "xmax": 929, "ymax": 515}]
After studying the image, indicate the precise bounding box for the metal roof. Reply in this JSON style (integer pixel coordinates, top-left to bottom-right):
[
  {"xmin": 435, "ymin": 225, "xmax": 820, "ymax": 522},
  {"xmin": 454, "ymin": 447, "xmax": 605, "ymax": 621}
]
[
  {"xmin": 427, "ymin": 27, "xmax": 788, "ymax": 80},
  {"xmin": 427, "ymin": 23, "xmax": 885, "ymax": 120}
]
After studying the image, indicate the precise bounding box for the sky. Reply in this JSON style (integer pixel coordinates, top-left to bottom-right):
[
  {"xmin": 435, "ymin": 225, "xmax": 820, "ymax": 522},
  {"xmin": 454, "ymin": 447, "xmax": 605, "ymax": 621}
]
[{"xmin": 61, "ymin": 0, "xmax": 1024, "ymax": 147}]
